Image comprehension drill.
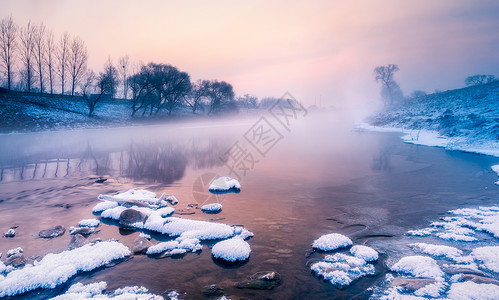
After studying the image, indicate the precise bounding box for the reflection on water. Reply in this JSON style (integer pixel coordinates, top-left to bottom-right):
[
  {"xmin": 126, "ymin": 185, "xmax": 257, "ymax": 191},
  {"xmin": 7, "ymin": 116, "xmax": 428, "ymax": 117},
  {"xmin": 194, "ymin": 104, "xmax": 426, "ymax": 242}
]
[
  {"xmin": 0, "ymin": 124, "xmax": 234, "ymax": 184},
  {"xmin": 0, "ymin": 114, "xmax": 498, "ymax": 299}
]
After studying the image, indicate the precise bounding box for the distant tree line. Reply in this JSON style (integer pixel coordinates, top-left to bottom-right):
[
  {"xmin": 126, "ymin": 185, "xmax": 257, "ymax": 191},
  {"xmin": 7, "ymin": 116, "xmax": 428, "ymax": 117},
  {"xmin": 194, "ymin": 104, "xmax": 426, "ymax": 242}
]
[{"xmin": 0, "ymin": 16, "xmax": 284, "ymax": 117}]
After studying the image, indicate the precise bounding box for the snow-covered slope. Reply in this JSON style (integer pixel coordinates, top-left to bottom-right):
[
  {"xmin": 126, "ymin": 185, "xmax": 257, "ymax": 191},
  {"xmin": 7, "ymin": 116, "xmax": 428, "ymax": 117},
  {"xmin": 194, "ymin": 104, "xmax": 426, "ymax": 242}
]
[{"xmin": 367, "ymin": 81, "xmax": 499, "ymax": 156}]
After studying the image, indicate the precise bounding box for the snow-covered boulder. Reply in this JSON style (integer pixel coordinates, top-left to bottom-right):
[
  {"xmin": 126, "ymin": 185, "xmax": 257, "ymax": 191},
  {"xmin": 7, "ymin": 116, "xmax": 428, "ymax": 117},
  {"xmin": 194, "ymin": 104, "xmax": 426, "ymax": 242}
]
[
  {"xmin": 310, "ymin": 253, "xmax": 375, "ymax": 287},
  {"xmin": 98, "ymin": 189, "xmax": 165, "ymax": 205},
  {"xmin": 78, "ymin": 219, "xmax": 100, "ymax": 228},
  {"xmin": 92, "ymin": 201, "xmax": 118, "ymax": 213},
  {"xmin": 201, "ymin": 203, "xmax": 222, "ymax": 212},
  {"xmin": 51, "ymin": 281, "xmax": 164, "ymax": 299},
  {"xmin": 312, "ymin": 233, "xmax": 352, "ymax": 251},
  {"xmin": 209, "ymin": 177, "xmax": 240, "ymax": 192},
  {"xmin": 390, "ymin": 256, "xmax": 444, "ymax": 279},
  {"xmin": 350, "ymin": 245, "xmax": 378, "ymax": 262},
  {"xmin": 212, "ymin": 237, "xmax": 251, "ymax": 262}
]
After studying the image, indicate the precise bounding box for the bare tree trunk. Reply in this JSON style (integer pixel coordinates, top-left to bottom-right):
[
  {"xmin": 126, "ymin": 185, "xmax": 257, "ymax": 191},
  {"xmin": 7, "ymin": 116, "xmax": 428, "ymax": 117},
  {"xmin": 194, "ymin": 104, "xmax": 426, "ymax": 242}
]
[
  {"xmin": 0, "ymin": 16, "xmax": 17, "ymax": 91},
  {"xmin": 68, "ymin": 36, "xmax": 87, "ymax": 97},
  {"xmin": 57, "ymin": 32, "xmax": 70, "ymax": 95},
  {"xmin": 45, "ymin": 30, "xmax": 55, "ymax": 94},
  {"xmin": 20, "ymin": 21, "xmax": 35, "ymax": 94},
  {"xmin": 33, "ymin": 23, "xmax": 46, "ymax": 95}
]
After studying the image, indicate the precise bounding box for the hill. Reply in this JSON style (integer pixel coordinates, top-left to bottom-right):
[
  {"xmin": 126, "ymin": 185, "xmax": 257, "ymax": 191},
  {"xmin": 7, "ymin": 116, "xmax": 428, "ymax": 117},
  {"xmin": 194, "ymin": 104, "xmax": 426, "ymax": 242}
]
[{"xmin": 366, "ymin": 81, "xmax": 499, "ymax": 156}]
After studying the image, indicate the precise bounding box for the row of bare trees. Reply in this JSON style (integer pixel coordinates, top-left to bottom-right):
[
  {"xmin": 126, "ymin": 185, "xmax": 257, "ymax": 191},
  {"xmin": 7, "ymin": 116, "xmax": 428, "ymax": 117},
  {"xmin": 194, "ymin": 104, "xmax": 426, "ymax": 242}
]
[{"xmin": 0, "ymin": 16, "xmax": 88, "ymax": 96}]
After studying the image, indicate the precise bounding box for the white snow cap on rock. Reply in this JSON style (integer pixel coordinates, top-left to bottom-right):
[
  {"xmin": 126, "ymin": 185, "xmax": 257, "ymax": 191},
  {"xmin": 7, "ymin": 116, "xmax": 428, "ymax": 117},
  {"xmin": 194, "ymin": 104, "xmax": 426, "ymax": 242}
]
[
  {"xmin": 410, "ymin": 243, "xmax": 464, "ymax": 262},
  {"xmin": 98, "ymin": 189, "xmax": 165, "ymax": 205},
  {"xmin": 201, "ymin": 203, "xmax": 222, "ymax": 212},
  {"xmin": 92, "ymin": 200, "xmax": 119, "ymax": 213},
  {"xmin": 447, "ymin": 281, "xmax": 499, "ymax": 300},
  {"xmin": 212, "ymin": 237, "xmax": 251, "ymax": 262},
  {"xmin": 471, "ymin": 246, "xmax": 499, "ymax": 273},
  {"xmin": 52, "ymin": 281, "xmax": 164, "ymax": 299},
  {"xmin": 209, "ymin": 177, "xmax": 240, "ymax": 192},
  {"xmin": 311, "ymin": 253, "xmax": 375, "ymax": 287},
  {"xmin": 0, "ymin": 241, "xmax": 130, "ymax": 297},
  {"xmin": 350, "ymin": 245, "xmax": 378, "ymax": 262},
  {"xmin": 78, "ymin": 219, "xmax": 100, "ymax": 228},
  {"xmin": 312, "ymin": 233, "xmax": 352, "ymax": 251},
  {"xmin": 390, "ymin": 255, "xmax": 444, "ymax": 279}
]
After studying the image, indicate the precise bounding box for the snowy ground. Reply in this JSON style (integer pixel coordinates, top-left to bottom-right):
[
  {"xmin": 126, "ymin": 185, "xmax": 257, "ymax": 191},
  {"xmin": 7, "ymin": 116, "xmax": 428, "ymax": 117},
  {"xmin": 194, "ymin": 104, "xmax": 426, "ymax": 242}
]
[{"xmin": 363, "ymin": 81, "xmax": 499, "ymax": 158}]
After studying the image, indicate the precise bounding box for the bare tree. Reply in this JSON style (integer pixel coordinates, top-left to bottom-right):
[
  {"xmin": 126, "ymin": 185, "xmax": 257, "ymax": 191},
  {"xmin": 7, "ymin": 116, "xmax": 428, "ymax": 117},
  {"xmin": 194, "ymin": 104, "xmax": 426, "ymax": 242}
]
[
  {"xmin": 33, "ymin": 23, "xmax": 46, "ymax": 94},
  {"xmin": 0, "ymin": 15, "xmax": 17, "ymax": 91},
  {"xmin": 185, "ymin": 79, "xmax": 209, "ymax": 113},
  {"xmin": 68, "ymin": 36, "xmax": 87, "ymax": 96},
  {"xmin": 374, "ymin": 64, "xmax": 403, "ymax": 106},
  {"xmin": 56, "ymin": 32, "xmax": 70, "ymax": 95},
  {"xmin": 99, "ymin": 57, "xmax": 118, "ymax": 97},
  {"xmin": 81, "ymin": 70, "xmax": 105, "ymax": 117},
  {"xmin": 465, "ymin": 74, "xmax": 496, "ymax": 86},
  {"xmin": 118, "ymin": 55, "xmax": 129, "ymax": 99},
  {"xmin": 205, "ymin": 80, "xmax": 235, "ymax": 114},
  {"xmin": 45, "ymin": 30, "xmax": 55, "ymax": 94},
  {"xmin": 19, "ymin": 21, "xmax": 36, "ymax": 94}
]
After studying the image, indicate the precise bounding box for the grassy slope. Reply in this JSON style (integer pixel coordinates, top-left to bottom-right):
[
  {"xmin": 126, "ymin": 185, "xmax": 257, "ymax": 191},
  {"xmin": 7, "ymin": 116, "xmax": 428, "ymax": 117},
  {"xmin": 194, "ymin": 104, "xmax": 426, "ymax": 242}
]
[{"xmin": 368, "ymin": 81, "xmax": 499, "ymax": 141}]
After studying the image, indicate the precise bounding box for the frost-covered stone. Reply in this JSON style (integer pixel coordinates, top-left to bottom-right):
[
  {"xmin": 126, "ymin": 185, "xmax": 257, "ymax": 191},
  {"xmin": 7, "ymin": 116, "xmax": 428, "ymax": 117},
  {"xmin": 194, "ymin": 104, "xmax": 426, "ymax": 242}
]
[
  {"xmin": 78, "ymin": 219, "xmax": 100, "ymax": 228},
  {"xmin": 212, "ymin": 237, "xmax": 251, "ymax": 262},
  {"xmin": 0, "ymin": 241, "xmax": 130, "ymax": 297},
  {"xmin": 38, "ymin": 225, "xmax": 66, "ymax": 238},
  {"xmin": 209, "ymin": 177, "xmax": 241, "ymax": 192},
  {"xmin": 350, "ymin": 245, "xmax": 378, "ymax": 262},
  {"xmin": 146, "ymin": 241, "xmax": 180, "ymax": 255},
  {"xmin": 447, "ymin": 281, "xmax": 499, "ymax": 299},
  {"xmin": 201, "ymin": 203, "xmax": 222, "ymax": 212},
  {"xmin": 390, "ymin": 256, "xmax": 444, "ymax": 279},
  {"xmin": 312, "ymin": 233, "xmax": 352, "ymax": 251},
  {"xmin": 311, "ymin": 253, "xmax": 375, "ymax": 287},
  {"xmin": 4, "ymin": 228, "xmax": 15, "ymax": 238},
  {"xmin": 100, "ymin": 206, "xmax": 127, "ymax": 220},
  {"xmin": 166, "ymin": 195, "xmax": 178, "ymax": 205}
]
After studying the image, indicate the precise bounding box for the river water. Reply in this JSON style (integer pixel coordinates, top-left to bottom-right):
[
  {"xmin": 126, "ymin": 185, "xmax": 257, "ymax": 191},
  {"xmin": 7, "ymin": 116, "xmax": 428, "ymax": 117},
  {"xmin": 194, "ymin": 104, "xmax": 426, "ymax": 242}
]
[{"xmin": 0, "ymin": 112, "xmax": 498, "ymax": 299}]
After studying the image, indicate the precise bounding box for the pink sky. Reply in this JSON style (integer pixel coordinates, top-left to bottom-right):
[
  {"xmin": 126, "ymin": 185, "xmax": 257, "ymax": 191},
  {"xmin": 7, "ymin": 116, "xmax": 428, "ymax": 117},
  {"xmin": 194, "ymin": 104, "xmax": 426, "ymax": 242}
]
[{"xmin": 2, "ymin": 0, "xmax": 499, "ymax": 107}]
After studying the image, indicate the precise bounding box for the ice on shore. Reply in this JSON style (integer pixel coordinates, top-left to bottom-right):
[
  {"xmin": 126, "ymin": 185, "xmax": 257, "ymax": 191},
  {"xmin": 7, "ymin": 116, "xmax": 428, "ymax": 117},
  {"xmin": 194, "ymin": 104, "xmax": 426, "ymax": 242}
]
[
  {"xmin": 149, "ymin": 217, "xmax": 235, "ymax": 240},
  {"xmin": 201, "ymin": 203, "xmax": 222, "ymax": 212},
  {"xmin": 209, "ymin": 177, "xmax": 240, "ymax": 192},
  {"xmin": 0, "ymin": 241, "xmax": 130, "ymax": 297},
  {"xmin": 447, "ymin": 281, "xmax": 499, "ymax": 299},
  {"xmin": 312, "ymin": 233, "xmax": 352, "ymax": 251},
  {"xmin": 98, "ymin": 189, "xmax": 165, "ymax": 205},
  {"xmin": 350, "ymin": 245, "xmax": 378, "ymax": 262},
  {"xmin": 78, "ymin": 219, "xmax": 100, "ymax": 228},
  {"xmin": 212, "ymin": 237, "xmax": 251, "ymax": 262},
  {"xmin": 471, "ymin": 246, "xmax": 499, "ymax": 273},
  {"xmin": 310, "ymin": 253, "xmax": 376, "ymax": 287},
  {"xmin": 52, "ymin": 281, "xmax": 165, "ymax": 299},
  {"xmin": 390, "ymin": 256, "xmax": 444, "ymax": 279}
]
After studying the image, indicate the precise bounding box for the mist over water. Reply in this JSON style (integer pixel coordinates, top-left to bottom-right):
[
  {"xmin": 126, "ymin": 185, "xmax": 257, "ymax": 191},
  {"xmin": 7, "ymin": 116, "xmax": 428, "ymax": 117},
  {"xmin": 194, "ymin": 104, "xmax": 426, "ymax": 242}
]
[{"xmin": 0, "ymin": 111, "xmax": 498, "ymax": 299}]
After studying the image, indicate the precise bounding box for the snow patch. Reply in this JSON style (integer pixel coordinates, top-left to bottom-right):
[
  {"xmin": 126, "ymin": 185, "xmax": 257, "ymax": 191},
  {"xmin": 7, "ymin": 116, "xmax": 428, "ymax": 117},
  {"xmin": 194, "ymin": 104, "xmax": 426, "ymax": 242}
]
[
  {"xmin": 78, "ymin": 219, "xmax": 100, "ymax": 228},
  {"xmin": 92, "ymin": 201, "xmax": 119, "ymax": 213},
  {"xmin": 350, "ymin": 245, "xmax": 378, "ymax": 262},
  {"xmin": 52, "ymin": 281, "xmax": 164, "ymax": 299},
  {"xmin": 201, "ymin": 203, "xmax": 222, "ymax": 212},
  {"xmin": 209, "ymin": 177, "xmax": 240, "ymax": 192},
  {"xmin": 447, "ymin": 281, "xmax": 499, "ymax": 299},
  {"xmin": 390, "ymin": 256, "xmax": 444, "ymax": 279},
  {"xmin": 310, "ymin": 253, "xmax": 375, "ymax": 287}
]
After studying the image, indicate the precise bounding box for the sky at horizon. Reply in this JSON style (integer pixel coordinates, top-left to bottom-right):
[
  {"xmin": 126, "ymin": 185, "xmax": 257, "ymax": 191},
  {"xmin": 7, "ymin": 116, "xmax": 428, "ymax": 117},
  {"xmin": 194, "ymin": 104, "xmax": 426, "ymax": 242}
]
[{"xmin": 1, "ymin": 0, "xmax": 498, "ymax": 109}]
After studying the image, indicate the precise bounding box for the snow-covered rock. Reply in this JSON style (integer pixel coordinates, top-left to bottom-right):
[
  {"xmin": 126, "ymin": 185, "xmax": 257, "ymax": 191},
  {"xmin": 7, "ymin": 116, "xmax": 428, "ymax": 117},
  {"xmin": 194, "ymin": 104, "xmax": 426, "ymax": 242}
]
[
  {"xmin": 0, "ymin": 241, "xmax": 130, "ymax": 297},
  {"xmin": 310, "ymin": 253, "xmax": 376, "ymax": 287},
  {"xmin": 212, "ymin": 237, "xmax": 251, "ymax": 262},
  {"xmin": 209, "ymin": 177, "xmax": 241, "ymax": 192},
  {"xmin": 146, "ymin": 241, "xmax": 180, "ymax": 255},
  {"xmin": 78, "ymin": 219, "xmax": 100, "ymax": 228},
  {"xmin": 51, "ymin": 281, "xmax": 164, "ymax": 299},
  {"xmin": 92, "ymin": 201, "xmax": 118, "ymax": 213},
  {"xmin": 390, "ymin": 256, "xmax": 444, "ymax": 279},
  {"xmin": 100, "ymin": 206, "xmax": 127, "ymax": 220},
  {"xmin": 350, "ymin": 245, "xmax": 378, "ymax": 262},
  {"xmin": 201, "ymin": 203, "xmax": 222, "ymax": 212},
  {"xmin": 447, "ymin": 281, "xmax": 499, "ymax": 299},
  {"xmin": 98, "ymin": 189, "xmax": 164, "ymax": 205},
  {"xmin": 312, "ymin": 233, "xmax": 352, "ymax": 251}
]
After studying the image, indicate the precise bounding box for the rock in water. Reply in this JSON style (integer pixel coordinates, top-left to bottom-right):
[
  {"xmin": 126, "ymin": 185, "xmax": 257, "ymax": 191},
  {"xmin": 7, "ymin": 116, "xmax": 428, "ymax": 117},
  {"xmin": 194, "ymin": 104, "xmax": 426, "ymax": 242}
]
[
  {"xmin": 166, "ymin": 195, "xmax": 178, "ymax": 205},
  {"xmin": 4, "ymin": 228, "xmax": 15, "ymax": 238},
  {"xmin": 69, "ymin": 227, "xmax": 98, "ymax": 236},
  {"xmin": 133, "ymin": 236, "xmax": 153, "ymax": 254},
  {"xmin": 68, "ymin": 234, "xmax": 87, "ymax": 250},
  {"xmin": 122, "ymin": 199, "xmax": 150, "ymax": 208},
  {"xmin": 5, "ymin": 251, "xmax": 26, "ymax": 268},
  {"xmin": 119, "ymin": 209, "xmax": 148, "ymax": 228},
  {"xmin": 235, "ymin": 271, "xmax": 281, "ymax": 290},
  {"xmin": 209, "ymin": 177, "xmax": 241, "ymax": 192},
  {"xmin": 202, "ymin": 284, "xmax": 225, "ymax": 297},
  {"xmin": 38, "ymin": 225, "xmax": 66, "ymax": 238}
]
